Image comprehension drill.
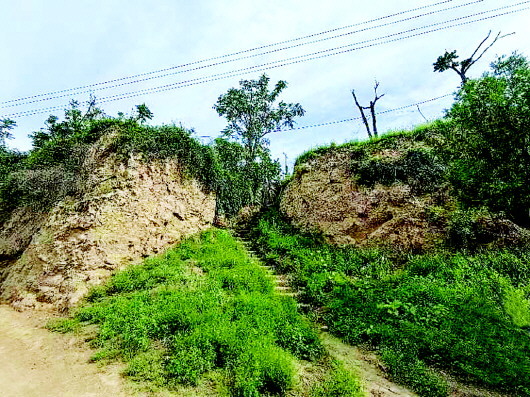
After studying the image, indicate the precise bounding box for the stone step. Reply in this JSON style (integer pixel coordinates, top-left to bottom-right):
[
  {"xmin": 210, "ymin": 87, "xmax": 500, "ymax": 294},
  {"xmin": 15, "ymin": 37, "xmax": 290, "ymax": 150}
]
[{"xmin": 279, "ymin": 291, "xmax": 299, "ymax": 298}]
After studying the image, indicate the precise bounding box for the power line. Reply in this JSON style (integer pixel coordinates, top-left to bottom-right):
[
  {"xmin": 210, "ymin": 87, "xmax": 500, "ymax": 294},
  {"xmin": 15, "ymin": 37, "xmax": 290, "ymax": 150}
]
[
  {"xmin": 196, "ymin": 94, "xmax": 453, "ymax": 138},
  {"xmin": 97, "ymin": 2, "xmax": 529, "ymax": 98},
  {"xmin": 0, "ymin": 0, "xmax": 465, "ymax": 105},
  {"xmin": 1, "ymin": 0, "xmax": 484, "ymax": 109},
  {"xmin": 4, "ymin": 3, "xmax": 525, "ymax": 119},
  {"xmin": 286, "ymin": 94, "xmax": 453, "ymax": 131}
]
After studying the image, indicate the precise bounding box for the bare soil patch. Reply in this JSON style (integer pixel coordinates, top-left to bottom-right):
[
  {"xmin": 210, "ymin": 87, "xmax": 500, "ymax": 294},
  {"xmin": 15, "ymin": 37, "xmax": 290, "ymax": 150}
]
[{"xmin": 0, "ymin": 305, "xmax": 130, "ymax": 397}]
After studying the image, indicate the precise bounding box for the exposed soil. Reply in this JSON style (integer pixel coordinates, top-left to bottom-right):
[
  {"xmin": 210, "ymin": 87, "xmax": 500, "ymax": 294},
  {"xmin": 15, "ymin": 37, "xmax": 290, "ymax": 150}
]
[
  {"xmin": 0, "ymin": 305, "xmax": 130, "ymax": 397},
  {"xmin": 321, "ymin": 333, "xmax": 418, "ymax": 397}
]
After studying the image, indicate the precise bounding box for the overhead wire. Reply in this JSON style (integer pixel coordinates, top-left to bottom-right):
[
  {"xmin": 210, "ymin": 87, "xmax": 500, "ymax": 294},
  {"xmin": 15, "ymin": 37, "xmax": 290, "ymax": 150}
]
[
  {"xmin": 0, "ymin": 0, "xmax": 485, "ymax": 109},
  {"xmin": 4, "ymin": 2, "xmax": 527, "ymax": 119},
  {"xmin": 283, "ymin": 94, "xmax": 453, "ymax": 132},
  {"xmin": 196, "ymin": 94, "xmax": 454, "ymax": 138},
  {"xmin": 0, "ymin": 0, "xmax": 462, "ymax": 105}
]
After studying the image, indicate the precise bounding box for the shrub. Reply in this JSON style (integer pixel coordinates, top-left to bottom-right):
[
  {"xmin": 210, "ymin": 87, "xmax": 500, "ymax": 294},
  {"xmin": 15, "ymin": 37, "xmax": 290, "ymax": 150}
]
[
  {"xmin": 446, "ymin": 56, "xmax": 530, "ymax": 224},
  {"xmin": 66, "ymin": 229, "xmax": 323, "ymax": 394},
  {"xmin": 311, "ymin": 361, "xmax": 363, "ymax": 397},
  {"xmin": 353, "ymin": 147, "xmax": 445, "ymax": 194},
  {"xmin": 252, "ymin": 209, "xmax": 530, "ymax": 395}
]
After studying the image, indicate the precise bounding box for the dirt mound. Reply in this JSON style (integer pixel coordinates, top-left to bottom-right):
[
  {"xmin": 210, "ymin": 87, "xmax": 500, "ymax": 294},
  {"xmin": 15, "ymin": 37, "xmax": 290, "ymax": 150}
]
[
  {"xmin": 0, "ymin": 136, "xmax": 216, "ymax": 312},
  {"xmin": 281, "ymin": 149, "xmax": 441, "ymax": 251},
  {"xmin": 281, "ymin": 145, "xmax": 528, "ymax": 252}
]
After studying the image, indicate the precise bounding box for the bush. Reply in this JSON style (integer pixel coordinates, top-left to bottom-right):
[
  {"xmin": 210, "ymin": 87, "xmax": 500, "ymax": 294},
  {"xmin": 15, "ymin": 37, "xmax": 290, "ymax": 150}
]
[
  {"xmin": 66, "ymin": 229, "xmax": 323, "ymax": 394},
  {"xmin": 311, "ymin": 361, "xmax": 363, "ymax": 397},
  {"xmin": 353, "ymin": 147, "xmax": 445, "ymax": 194},
  {"xmin": 252, "ymin": 209, "xmax": 530, "ymax": 395},
  {"xmin": 446, "ymin": 56, "xmax": 530, "ymax": 224}
]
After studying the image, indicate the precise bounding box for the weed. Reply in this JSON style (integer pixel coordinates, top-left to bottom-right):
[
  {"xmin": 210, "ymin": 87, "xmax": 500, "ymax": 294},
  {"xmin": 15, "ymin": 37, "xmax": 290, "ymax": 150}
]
[
  {"xmin": 252, "ymin": 208, "xmax": 530, "ymax": 395},
  {"xmin": 62, "ymin": 229, "xmax": 325, "ymax": 395}
]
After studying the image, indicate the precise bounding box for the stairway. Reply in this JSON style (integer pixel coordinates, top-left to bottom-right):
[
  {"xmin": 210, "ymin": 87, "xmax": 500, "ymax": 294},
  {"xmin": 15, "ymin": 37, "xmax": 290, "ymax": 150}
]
[{"xmin": 234, "ymin": 228, "xmax": 304, "ymax": 302}]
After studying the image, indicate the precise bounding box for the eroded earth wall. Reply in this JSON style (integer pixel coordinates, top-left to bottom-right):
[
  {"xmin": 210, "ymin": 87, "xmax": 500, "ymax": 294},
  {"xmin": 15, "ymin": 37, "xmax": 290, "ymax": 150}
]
[{"xmin": 0, "ymin": 144, "xmax": 215, "ymax": 311}]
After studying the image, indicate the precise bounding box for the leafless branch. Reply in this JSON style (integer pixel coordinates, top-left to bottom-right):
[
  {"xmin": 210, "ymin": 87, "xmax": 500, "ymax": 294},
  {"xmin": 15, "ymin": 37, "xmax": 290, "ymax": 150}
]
[{"xmin": 352, "ymin": 89, "xmax": 372, "ymax": 139}]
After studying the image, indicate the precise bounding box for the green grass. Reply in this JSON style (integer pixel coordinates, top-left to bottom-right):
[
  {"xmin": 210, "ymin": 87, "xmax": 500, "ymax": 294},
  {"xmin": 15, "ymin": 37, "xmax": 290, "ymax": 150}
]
[
  {"xmin": 251, "ymin": 209, "xmax": 530, "ymax": 396},
  {"xmin": 293, "ymin": 120, "xmax": 450, "ymax": 168},
  {"xmin": 50, "ymin": 228, "xmax": 363, "ymax": 396}
]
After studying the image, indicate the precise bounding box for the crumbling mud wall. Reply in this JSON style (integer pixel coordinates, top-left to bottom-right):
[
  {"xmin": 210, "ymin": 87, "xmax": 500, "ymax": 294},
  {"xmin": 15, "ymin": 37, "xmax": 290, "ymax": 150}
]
[{"xmin": 0, "ymin": 139, "xmax": 216, "ymax": 311}]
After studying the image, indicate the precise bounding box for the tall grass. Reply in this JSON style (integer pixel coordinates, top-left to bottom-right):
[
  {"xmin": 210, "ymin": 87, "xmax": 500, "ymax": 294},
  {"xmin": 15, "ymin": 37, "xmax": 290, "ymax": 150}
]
[
  {"xmin": 51, "ymin": 229, "xmax": 330, "ymax": 396},
  {"xmin": 251, "ymin": 209, "xmax": 530, "ymax": 396}
]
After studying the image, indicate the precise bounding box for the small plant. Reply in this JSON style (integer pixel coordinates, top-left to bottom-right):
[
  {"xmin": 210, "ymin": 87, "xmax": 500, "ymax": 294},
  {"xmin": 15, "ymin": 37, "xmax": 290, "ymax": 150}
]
[
  {"xmin": 311, "ymin": 360, "xmax": 363, "ymax": 397},
  {"xmin": 252, "ymin": 208, "xmax": 530, "ymax": 395},
  {"xmin": 60, "ymin": 229, "xmax": 326, "ymax": 395}
]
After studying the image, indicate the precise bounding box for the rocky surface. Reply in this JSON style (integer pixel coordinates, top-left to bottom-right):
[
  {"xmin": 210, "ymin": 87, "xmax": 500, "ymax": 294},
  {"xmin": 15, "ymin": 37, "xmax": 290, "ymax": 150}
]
[
  {"xmin": 0, "ymin": 137, "xmax": 216, "ymax": 311},
  {"xmin": 280, "ymin": 148, "xmax": 440, "ymax": 251}
]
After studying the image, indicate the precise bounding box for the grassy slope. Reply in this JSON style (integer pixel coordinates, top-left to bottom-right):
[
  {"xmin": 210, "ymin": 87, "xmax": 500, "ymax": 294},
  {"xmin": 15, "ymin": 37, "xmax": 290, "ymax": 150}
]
[
  {"xmin": 49, "ymin": 229, "xmax": 362, "ymax": 397},
  {"xmin": 251, "ymin": 208, "xmax": 530, "ymax": 396},
  {"xmin": 252, "ymin": 120, "xmax": 530, "ymax": 397}
]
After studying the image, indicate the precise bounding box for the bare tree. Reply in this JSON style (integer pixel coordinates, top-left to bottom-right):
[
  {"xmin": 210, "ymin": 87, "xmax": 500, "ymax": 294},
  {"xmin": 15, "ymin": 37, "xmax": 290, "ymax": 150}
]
[
  {"xmin": 351, "ymin": 81, "xmax": 385, "ymax": 138},
  {"xmin": 433, "ymin": 31, "xmax": 514, "ymax": 85}
]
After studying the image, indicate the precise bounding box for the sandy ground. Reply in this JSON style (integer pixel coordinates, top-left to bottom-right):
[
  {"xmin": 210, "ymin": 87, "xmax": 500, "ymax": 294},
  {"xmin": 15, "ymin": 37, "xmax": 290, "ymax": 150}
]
[
  {"xmin": 0, "ymin": 305, "xmax": 130, "ymax": 397},
  {"xmin": 321, "ymin": 333, "xmax": 418, "ymax": 397}
]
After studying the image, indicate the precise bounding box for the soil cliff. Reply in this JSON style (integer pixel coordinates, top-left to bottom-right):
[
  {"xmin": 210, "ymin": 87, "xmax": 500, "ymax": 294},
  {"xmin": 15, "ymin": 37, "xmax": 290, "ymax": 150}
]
[
  {"xmin": 280, "ymin": 135, "xmax": 528, "ymax": 252},
  {"xmin": 280, "ymin": 147, "xmax": 440, "ymax": 251},
  {"xmin": 0, "ymin": 135, "xmax": 216, "ymax": 311}
]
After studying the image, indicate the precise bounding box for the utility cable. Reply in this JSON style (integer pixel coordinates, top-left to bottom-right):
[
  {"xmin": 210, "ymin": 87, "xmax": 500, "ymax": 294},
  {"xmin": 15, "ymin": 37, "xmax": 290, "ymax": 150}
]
[
  {"xmin": 283, "ymin": 94, "xmax": 453, "ymax": 132},
  {"xmin": 197, "ymin": 94, "xmax": 453, "ymax": 138},
  {"xmin": 3, "ymin": 4, "xmax": 527, "ymax": 118},
  {"xmin": 0, "ymin": 0, "xmax": 484, "ymax": 109},
  {"xmin": 0, "ymin": 0, "xmax": 463, "ymax": 105}
]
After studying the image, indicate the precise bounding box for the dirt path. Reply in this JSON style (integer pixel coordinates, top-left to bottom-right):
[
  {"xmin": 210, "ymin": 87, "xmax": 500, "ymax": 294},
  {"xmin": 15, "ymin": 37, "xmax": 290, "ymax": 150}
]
[
  {"xmin": 0, "ymin": 305, "xmax": 130, "ymax": 397},
  {"xmin": 321, "ymin": 333, "xmax": 418, "ymax": 397}
]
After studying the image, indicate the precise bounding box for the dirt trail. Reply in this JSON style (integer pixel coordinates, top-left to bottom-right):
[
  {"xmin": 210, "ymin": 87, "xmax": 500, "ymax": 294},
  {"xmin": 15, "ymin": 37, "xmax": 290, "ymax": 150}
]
[
  {"xmin": 321, "ymin": 333, "xmax": 417, "ymax": 397},
  {"xmin": 0, "ymin": 305, "xmax": 130, "ymax": 397}
]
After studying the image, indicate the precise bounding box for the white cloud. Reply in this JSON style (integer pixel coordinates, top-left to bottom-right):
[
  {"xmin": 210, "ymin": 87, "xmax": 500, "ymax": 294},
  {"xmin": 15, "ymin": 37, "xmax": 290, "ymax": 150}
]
[{"xmin": 1, "ymin": 0, "xmax": 528, "ymax": 162}]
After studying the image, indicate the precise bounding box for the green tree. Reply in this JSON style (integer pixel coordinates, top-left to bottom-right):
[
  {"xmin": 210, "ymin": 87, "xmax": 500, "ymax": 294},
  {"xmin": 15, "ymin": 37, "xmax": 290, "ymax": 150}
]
[
  {"xmin": 29, "ymin": 97, "xmax": 104, "ymax": 150},
  {"xmin": 433, "ymin": 31, "xmax": 510, "ymax": 85},
  {"xmin": 212, "ymin": 138, "xmax": 281, "ymax": 215},
  {"xmin": 213, "ymin": 74, "xmax": 305, "ymax": 163},
  {"xmin": 445, "ymin": 54, "xmax": 530, "ymax": 224},
  {"xmin": 490, "ymin": 51, "xmax": 529, "ymax": 77},
  {"xmin": 133, "ymin": 103, "xmax": 153, "ymax": 123},
  {"xmin": 0, "ymin": 118, "xmax": 16, "ymax": 147}
]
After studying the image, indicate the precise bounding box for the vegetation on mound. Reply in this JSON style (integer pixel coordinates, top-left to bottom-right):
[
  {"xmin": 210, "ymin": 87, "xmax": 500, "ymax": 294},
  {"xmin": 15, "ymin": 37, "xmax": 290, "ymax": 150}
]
[
  {"xmin": 48, "ymin": 229, "xmax": 362, "ymax": 396},
  {"xmin": 295, "ymin": 53, "xmax": 530, "ymax": 227},
  {"xmin": 0, "ymin": 107, "xmax": 280, "ymax": 221},
  {"xmin": 250, "ymin": 209, "xmax": 530, "ymax": 396},
  {"xmin": 1, "ymin": 74, "xmax": 304, "ymax": 220}
]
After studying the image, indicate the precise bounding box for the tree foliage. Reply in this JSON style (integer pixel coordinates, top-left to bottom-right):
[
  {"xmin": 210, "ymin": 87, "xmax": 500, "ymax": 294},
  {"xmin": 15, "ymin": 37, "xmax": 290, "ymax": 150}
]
[
  {"xmin": 445, "ymin": 53, "xmax": 530, "ymax": 224},
  {"xmin": 29, "ymin": 97, "xmax": 104, "ymax": 152},
  {"xmin": 213, "ymin": 74, "xmax": 305, "ymax": 163},
  {"xmin": 433, "ymin": 31, "xmax": 509, "ymax": 85},
  {"xmin": 212, "ymin": 138, "xmax": 281, "ymax": 216},
  {"xmin": 134, "ymin": 103, "xmax": 154, "ymax": 124},
  {"xmin": 213, "ymin": 74, "xmax": 303, "ymax": 214},
  {"xmin": 0, "ymin": 118, "xmax": 16, "ymax": 147}
]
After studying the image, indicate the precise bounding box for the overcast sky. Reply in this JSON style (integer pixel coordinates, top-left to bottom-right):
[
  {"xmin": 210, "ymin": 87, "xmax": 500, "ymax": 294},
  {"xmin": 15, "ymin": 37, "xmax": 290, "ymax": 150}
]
[{"xmin": 1, "ymin": 0, "xmax": 529, "ymax": 166}]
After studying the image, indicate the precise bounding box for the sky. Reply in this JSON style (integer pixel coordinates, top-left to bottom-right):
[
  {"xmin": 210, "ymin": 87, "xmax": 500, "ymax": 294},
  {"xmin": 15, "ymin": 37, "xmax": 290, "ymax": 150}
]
[{"xmin": 1, "ymin": 0, "xmax": 529, "ymax": 168}]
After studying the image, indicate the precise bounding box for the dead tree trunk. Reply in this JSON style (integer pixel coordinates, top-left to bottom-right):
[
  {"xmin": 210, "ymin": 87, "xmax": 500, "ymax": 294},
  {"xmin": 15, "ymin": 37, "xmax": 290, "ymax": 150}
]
[
  {"xmin": 352, "ymin": 81, "xmax": 385, "ymax": 138},
  {"xmin": 351, "ymin": 89, "xmax": 372, "ymax": 139}
]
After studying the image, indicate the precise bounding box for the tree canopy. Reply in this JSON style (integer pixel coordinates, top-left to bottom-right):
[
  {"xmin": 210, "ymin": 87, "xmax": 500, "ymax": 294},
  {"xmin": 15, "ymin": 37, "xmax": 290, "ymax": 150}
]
[
  {"xmin": 446, "ymin": 53, "xmax": 530, "ymax": 224},
  {"xmin": 0, "ymin": 118, "xmax": 16, "ymax": 147},
  {"xmin": 213, "ymin": 74, "xmax": 305, "ymax": 163}
]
